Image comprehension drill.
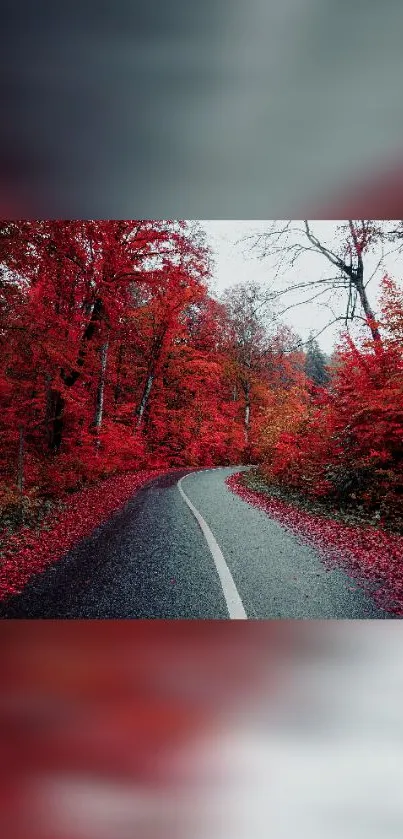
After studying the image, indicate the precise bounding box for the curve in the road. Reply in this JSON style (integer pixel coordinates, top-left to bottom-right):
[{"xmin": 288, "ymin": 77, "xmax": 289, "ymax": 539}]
[
  {"xmin": 0, "ymin": 466, "xmax": 393, "ymax": 619},
  {"xmin": 178, "ymin": 467, "xmax": 391, "ymax": 620},
  {"xmin": 178, "ymin": 474, "xmax": 247, "ymax": 620}
]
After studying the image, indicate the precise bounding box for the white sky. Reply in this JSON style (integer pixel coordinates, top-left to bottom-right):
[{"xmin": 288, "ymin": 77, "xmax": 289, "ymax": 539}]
[{"xmin": 202, "ymin": 220, "xmax": 403, "ymax": 353}]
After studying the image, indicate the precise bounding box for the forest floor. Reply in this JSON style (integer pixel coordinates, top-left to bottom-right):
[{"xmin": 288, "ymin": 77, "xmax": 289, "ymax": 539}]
[{"xmin": 242, "ymin": 469, "xmax": 403, "ymax": 534}]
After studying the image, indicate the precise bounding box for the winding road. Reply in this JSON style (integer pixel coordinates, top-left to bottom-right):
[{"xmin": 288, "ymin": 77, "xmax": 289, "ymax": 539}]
[{"xmin": 0, "ymin": 467, "xmax": 390, "ymax": 618}]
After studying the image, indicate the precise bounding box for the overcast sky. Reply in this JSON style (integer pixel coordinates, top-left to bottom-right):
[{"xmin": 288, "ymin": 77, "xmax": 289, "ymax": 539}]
[{"xmin": 202, "ymin": 221, "xmax": 403, "ymax": 354}]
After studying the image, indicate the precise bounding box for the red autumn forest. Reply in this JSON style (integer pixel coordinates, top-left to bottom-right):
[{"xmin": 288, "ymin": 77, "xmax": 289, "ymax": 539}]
[{"xmin": 0, "ymin": 219, "xmax": 402, "ymax": 536}]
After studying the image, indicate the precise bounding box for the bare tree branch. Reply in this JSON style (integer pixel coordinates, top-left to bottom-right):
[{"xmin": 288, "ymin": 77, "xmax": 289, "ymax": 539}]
[{"xmin": 244, "ymin": 220, "xmax": 386, "ymax": 344}]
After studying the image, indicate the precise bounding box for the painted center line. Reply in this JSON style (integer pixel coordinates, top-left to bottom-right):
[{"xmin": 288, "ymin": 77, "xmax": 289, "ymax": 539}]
[{"xmin": 177, "ymin": 474, "xmax": 247, "ymax": 620}]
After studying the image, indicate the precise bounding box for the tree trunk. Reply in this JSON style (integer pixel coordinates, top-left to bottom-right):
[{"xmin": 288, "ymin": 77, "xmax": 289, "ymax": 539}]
[
  {"xmin": 48, "ymin": 297, "xmax": 104, "ymax": 451},
  {"xmin": 353, "ymin": 245, "xmax": 382, "ymax": 344},
  {"xmin": 136, "ymin": 374, "xmax": 154, "ymax": 428},
  {"xmin": 17, "ymin": 425, "xmax": 24, "ymax": 494},
  {"xmin": 44, "ymin": 373, "xmax": 53, "ymax": 448},
  {"xmin": 114, "ymin": 344, "xmax": 124, "ymax": 407},
  {"xmin": 48, "ymin": 390, "xmax": 65, "ymax": 453},
  {"xmin": 135, "ymin": 326, "xmax": 167, "ymax": 429},
  {"xmin": 356, "ymin": 279, "xmax": 382, "ymax": 343},
  {"xmin": 243, "ymin": 382, "xmax": 250, "ymax": 444},
  {"xmin": 93, "ymin": 341, "xmax": 109, "ymax": 447},
  {"xmin": 16, "ymin": 425, "xmax": 25, "ymax": 525},
  {"xmin": 61, "ymin": 297, "xmax": 103, "ymax": 387}
]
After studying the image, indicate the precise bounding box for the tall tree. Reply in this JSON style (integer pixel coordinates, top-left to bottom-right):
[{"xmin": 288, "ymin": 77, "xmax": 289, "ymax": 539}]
[
  {"xmin": 248, "ymin": 220, "xmax": 389, "ymax": 343},
  {"xmin": 304, "ymin": 334, "xmax": 329, "ymax": 385},
  {"xmin": 2, "ymin": 220, "xmax": 200, "ymax": 452},
  {"xmin": 221, "ymin": 281, "xmax": 271, "ymax": 448}
]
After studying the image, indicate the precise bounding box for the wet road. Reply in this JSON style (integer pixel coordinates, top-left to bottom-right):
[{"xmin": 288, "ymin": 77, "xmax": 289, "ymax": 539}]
[{"xmin": 0, "ymin": 468, "xmax": 391, "ymax": 618}]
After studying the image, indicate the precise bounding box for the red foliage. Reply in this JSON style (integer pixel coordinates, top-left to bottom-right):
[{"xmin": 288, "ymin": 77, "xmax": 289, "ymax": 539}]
[
  {"xmin": 1, "ymin": 221, "xmax": 402, "ymax": 603},
  {"xmin": 0, "ymin": 220, "xmax": 258, "ymax": 503},
  {"xmin": 259, "ymin": 276, "xmax": 403, "ymax": 521}
]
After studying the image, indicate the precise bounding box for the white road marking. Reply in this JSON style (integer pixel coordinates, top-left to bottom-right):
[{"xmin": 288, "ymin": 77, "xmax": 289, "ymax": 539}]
[{"xmin": 177, "ymin": 473, "xmax": 247, "ymax": 620}]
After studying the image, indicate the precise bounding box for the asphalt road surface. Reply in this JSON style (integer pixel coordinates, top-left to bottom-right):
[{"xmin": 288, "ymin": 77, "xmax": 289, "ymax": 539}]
[{"xmin": 0, "ymin": 467, "xmax": 391, "ymax": 618}]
